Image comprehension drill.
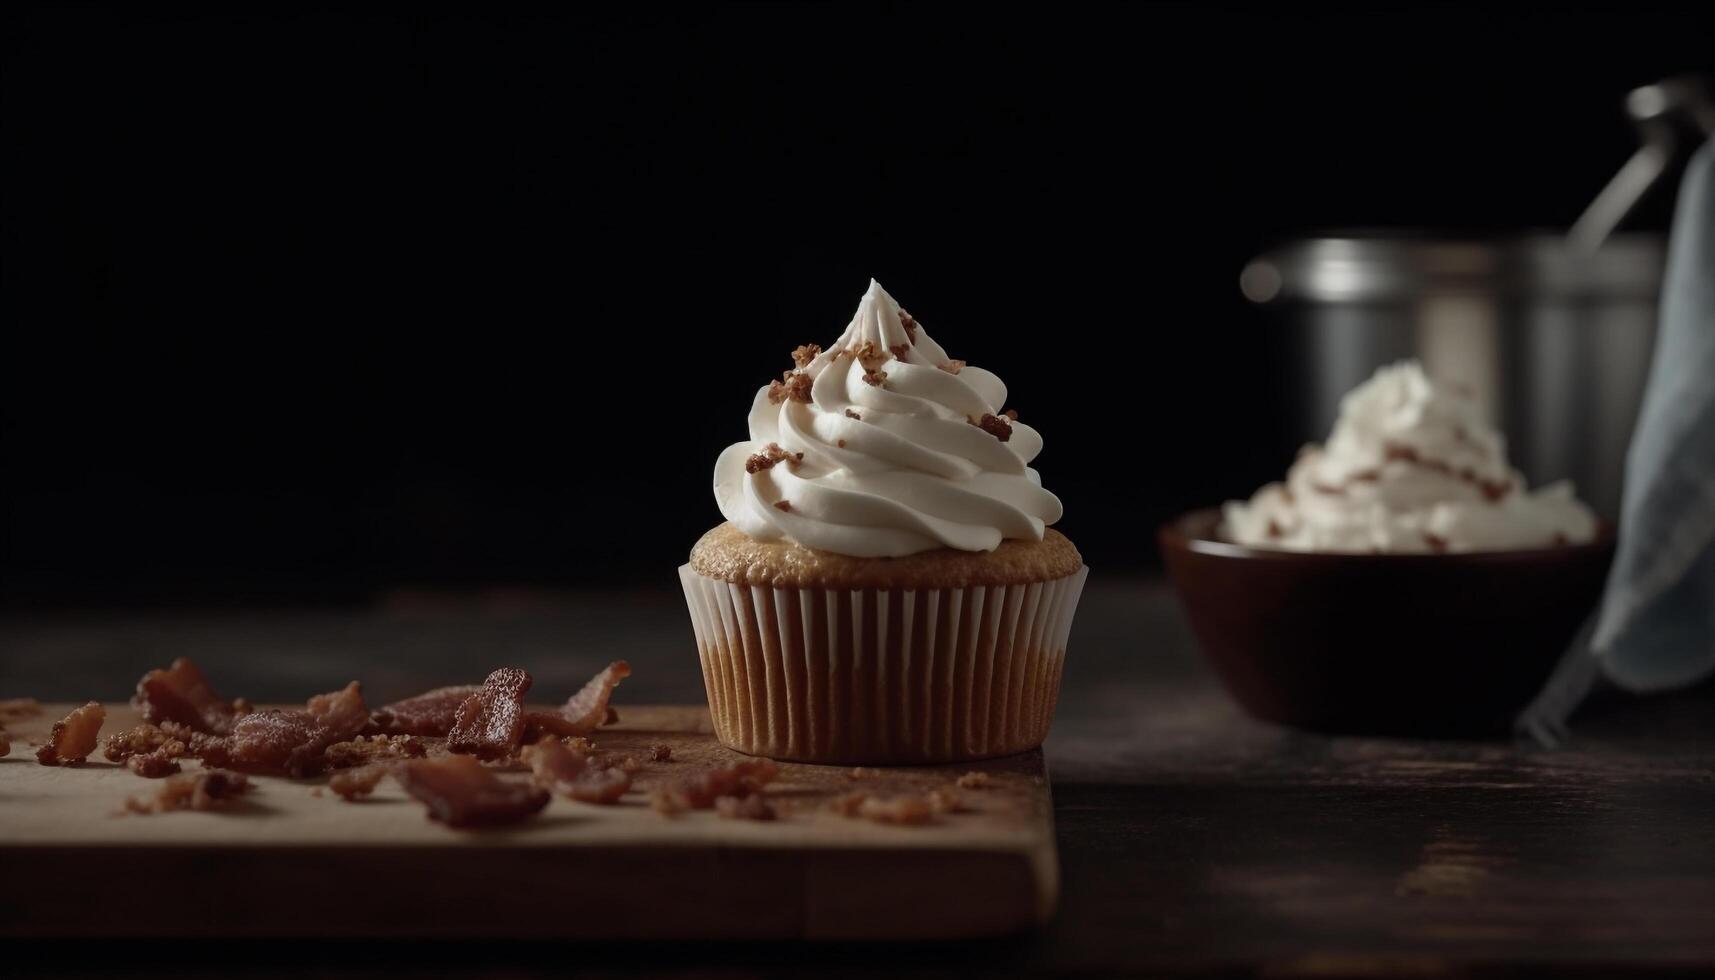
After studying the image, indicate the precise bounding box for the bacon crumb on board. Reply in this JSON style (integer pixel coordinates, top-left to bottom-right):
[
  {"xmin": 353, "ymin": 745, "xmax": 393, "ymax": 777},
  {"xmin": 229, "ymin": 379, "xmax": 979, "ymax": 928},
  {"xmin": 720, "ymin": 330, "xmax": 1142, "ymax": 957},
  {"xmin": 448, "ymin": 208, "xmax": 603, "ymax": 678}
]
[
  {"xmin": 846, "ymin": 766, "xmax": 881, "ymax": 780},
  {"xmin": 125, "ymin": 771, "xmax": 251, "ymax": 815},
  {"xmin": 127, "ymin": 753, "xmax": 183, "ymax": 778},
  {"xmin": 521, "ymin": 736, "xmax": 632, "ymax": 805},
  {"xmin": 830, "ymin": 788, "xmax": 954, "ymax": 825},
  {"xmin": 325, "ymin": 734, "xmax": 428, "ymax": 769},
  {"xmin": 956, "ymin": 771, "xmax": 993, "ymax": 790},
  {"xmin": 716, "ymin": 794, "xmax": 777, "ymax": 821},
  {"xmin": 133, "ymin": 657, "xmax": 240, "ymax": 735},
  {"xmin": 648, "ymin": 744, "xmax": 671, "ymax": 762},
  {"xmin": 103, "ymin": 723, "xmax": 179, "ymax": 763},
  {"xmin": 650, "ymin": 759, "xmax": 779, "ymax": 814},
  {"xmin": 446, "ymin": 667, "xmax": 532, "ymax": 760},
  {"xmin": 193, "ymin": 682, "xmax": 370, "ymax": 778},
  {"xmin": 367, "ymin": 685, "xmax": 481, "ymax": 737},
  {"xmin": 36, "ymin": 701, "xmax": 105, "ymax": 766},
  {"xmin": 394, "ymin": 754, "xmax": 549, "ymax": 829},
  {"xmin": 523, "ymin": 661, "xmax": 631, "ymax": 740},
  {"xmin": 328, "ymin": 765, "xmax": 389, "ymax": 801}
]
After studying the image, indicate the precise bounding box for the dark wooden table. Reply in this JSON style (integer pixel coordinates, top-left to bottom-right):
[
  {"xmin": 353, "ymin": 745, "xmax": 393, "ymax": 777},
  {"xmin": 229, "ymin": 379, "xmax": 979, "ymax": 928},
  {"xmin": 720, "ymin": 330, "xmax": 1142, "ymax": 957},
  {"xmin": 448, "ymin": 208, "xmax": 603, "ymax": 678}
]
[{"xmin": 5, "ymin": 578, "xmax": 1712, "ymax": 978}]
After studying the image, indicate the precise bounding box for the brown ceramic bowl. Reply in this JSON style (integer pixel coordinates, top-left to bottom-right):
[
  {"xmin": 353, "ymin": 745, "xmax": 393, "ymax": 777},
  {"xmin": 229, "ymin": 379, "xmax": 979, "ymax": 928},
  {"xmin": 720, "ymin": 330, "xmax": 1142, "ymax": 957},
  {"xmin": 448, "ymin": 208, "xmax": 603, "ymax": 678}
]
[{"xmin": 1159, "ymin": 509, "xmax": 1616, "ymax": 736}]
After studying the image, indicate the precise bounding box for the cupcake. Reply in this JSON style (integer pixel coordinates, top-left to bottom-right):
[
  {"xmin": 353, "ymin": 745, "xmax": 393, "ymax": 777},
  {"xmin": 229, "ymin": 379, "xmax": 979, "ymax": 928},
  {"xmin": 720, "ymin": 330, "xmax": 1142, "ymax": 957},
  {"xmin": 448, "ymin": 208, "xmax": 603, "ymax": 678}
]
[{"xmin": 679, "ymin": 279, "xmax": 1087, "ymax": 765}]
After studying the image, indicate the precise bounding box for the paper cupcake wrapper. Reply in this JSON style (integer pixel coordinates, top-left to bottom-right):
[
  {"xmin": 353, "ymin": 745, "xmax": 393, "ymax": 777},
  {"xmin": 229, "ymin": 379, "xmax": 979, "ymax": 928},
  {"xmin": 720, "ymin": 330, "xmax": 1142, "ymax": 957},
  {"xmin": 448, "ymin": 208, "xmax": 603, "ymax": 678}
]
[{"xmin": 678, "ymin": 563, "xmax": 1089, "ymax": 765}]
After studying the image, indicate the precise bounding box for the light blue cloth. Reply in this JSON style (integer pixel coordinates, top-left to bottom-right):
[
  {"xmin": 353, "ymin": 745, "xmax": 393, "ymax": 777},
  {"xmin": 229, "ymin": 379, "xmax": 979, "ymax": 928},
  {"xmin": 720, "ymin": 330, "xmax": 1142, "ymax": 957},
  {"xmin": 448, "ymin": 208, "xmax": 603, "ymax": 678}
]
[{"xmin": 1522, "ymin": 138, "xmax": 1715, "ymax": 744}]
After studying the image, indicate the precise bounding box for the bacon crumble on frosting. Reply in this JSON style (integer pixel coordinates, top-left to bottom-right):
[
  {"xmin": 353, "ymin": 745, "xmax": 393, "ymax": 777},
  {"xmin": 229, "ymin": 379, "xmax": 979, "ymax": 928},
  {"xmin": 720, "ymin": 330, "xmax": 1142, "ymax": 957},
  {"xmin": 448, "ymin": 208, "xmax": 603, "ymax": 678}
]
[
  {"xmin": 744, "ymin": 442, "xmax": 803, "ymax": 474},
  {"xmin": 767, "ymin": 371, "xmax": 813, "ymax": 405},
  {"xmin": 938, "ymin": 360, "xmax": 965, "ymax": 374},
  {"xmin": 970, "ymin": 413, "xmax": 1013, "ymax": 441},
  {"xmin": 860, "ymin": 369, "xmax": 888, "ymax": 387},
  {"xmin": 791, "ymin": 343, "xmax": 822, "ymax": 368},
  {"xmin": 843, "ymin": 408, "xmax": 861, "ymax": 420}
]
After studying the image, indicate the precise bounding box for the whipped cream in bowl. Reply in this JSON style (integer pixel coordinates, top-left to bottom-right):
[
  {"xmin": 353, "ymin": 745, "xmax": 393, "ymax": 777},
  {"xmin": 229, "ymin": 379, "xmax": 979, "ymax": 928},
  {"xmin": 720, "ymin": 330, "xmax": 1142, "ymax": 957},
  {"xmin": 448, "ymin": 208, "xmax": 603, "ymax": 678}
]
[{"xmin": 1222, "ymin": 361, "xmax": 1598, "ymax": 554}]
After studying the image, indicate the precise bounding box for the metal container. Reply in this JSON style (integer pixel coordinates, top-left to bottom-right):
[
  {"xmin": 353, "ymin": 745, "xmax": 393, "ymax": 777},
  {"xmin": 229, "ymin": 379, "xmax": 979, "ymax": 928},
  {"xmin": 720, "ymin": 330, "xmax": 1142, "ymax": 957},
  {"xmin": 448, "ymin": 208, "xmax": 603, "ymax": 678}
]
[
  {"xmin": 1239, "ymin": 233, "xmax": 1664, "ymax": 518},
  {"xmin": 1239, "ymin": 76, "xmax": 1711, "ymax": 520}
]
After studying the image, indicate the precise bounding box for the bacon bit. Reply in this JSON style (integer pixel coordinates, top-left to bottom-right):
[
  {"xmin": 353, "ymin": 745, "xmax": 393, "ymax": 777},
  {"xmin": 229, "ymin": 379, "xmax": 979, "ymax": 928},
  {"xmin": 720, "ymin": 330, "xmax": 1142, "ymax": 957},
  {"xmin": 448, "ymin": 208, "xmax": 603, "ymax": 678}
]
[
  {"xmin": 898, "ymin": 310, "xmax": 918, "ymax": 344},
  {"xmin": 861, "ymin": 369, "xmax": 888, "ymax": 387},
  {"xmin": 956, "ymin": 771, "xmax": 993, "ymax": 790},
  {"xmin": 744, "ymin": 442, "xmax": 803, "ymax": 474},
  {"xmin": 829, "ymin": 791, "xmax": 868, "ymax": 817},
  {"xmin": 970, "ymin": 413, "xmax": 1013, "ymax": 441},
  {"xmin": 127, "ymin": 752, "xmax": 183, "ymax": 778},
  {"xmin": 847, "ymin": 766, "xmax": 881, "ymax": 780},
  {"xmin": 325, "ymin": 734, "xmax": 428, "ymax": 770},
  {"xmin": 395, "ymin": 754, "xmax": 549, "ymax": 829},
  {"xmin": 927, "ymin": 786, "xmax": 963, "ymax": 814},
  {"xmin": 830, "ymin": 787, "xmax": 950, "ymax": 825},
  {"xmin": 522, "ymin": 660, "xmax": 631, "ymax": 739},
  {"xmin": 306, "ymin": 681, "xmax": 370, "ymax": 736},
  {"xmin": 716, "ymin": 794, "xmax": 777, "ymax": 821},
  {"xmin": 125, "ymin": 770, "xmax": 251, "ymax": 815},
  {"xmin": 836, "ymin": 439, "xmax": 846, "ymax": 448},
  {"xmin": 1002, "ymin": 409, "xmax": 1018, "ymax": 421},
  {"xmin": 133, "ymin": 658, "xmax": 238, "ymax": 735},
  {"xmin": 889, "ymin": 343, "xmax": 911, "ymax": 360},
  {"xmin": 0, "ymin": 698, "xmax": 42, "ymax": 720},
  {"xmin": 767, "ymin": 371, "xmax": 813, "ymax": 405},
  {"xmin": 103, "ymin": 723, "xmax": 178, "ymax": 763},
  {"xmin": 848, "ymin": 340, "xmax": 886, "ymax": 371},
  {"xmin": 791, "ymin": 343, "xmax": 822, "ymax": 368},
  {"xmin": 858, "ymin": 795, "xmax": 936, "ymax": 825},
  {"xmin": 844, "ymin": 408, "xmax": 861, "ymax": 420},
  {"xmin": 36, "ymin": 701, "xmax": 105, "ymax": 766},
  {"xmin": 649, "ymin": 744, "xmax": 672, "ymax": 762},
  {"xmin": 368, "ymin": 686, "xmax": 479, "ymax": 737},
  {"xmin": 231, "ymin": 697, "xmax": 254, "ymax": 716},
  {"xmin": 447, "ymin": 667, "xmax": 531, "ymax": 761},
  {"xmin": 329, "ymin": 765, "xmax": 389, "ymax": 801},
  {"xmin": 939, "ymin": 360, "xmax": 965, "ymax": 375},
  {"xmin": 104, "ymin": 723, "xmax": 188, "ymax": 777},
  {"xmin": 192, "ymin": 682, "xmax": 371, "ymax": 778},
  {"xmin": 774, "ymin": 500, "xmax": 792, "ymax": 513},
  {"xmin": 1266, "ymin": 518, "xmax": 1284, "ymax": 539},
  {"xmin": 521, "ymin": 736, "xmax": 632, "ymax": 805},
  {"xmin": 1424, "ymin": 533, "xmax": 1449, "ymax": 553},
  {"xmin": 1382, "ymin": 444, "xmax": 1513, "ymax": 501},
  {"xmin": 651, "ymin": 759, "xmax": 780, "ymax": 814}
]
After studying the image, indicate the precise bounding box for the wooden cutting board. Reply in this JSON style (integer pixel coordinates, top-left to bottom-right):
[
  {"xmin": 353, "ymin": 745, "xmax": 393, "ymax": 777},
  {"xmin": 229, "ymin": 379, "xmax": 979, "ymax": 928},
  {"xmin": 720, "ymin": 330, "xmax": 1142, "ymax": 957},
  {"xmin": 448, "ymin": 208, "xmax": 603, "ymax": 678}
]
[{"xmin": 1, "ymin": 703, "xmax": 1057, "ymax": 940}]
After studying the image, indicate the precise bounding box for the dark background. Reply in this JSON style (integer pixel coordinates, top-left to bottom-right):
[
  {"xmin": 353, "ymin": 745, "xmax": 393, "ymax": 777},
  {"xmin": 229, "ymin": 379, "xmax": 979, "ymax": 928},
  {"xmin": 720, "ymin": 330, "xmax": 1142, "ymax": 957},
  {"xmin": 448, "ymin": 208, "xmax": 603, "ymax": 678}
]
[{"xmin": 4, "ymin": 1, "xmax": 1712, "ymax": 608}]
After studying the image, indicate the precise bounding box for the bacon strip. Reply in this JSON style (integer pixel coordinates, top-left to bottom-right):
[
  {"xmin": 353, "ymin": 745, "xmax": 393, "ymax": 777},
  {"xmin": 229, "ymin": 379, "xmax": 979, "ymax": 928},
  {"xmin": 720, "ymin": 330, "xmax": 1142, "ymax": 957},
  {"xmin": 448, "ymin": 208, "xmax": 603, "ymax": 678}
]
[
  {"xmin": 521, "ymin": 736, "xmax": 632, "ymax": 805},
  {"xmin": 447, "ymin": 668, "xmax": 532, "ymax": 760},
  {"xmin": 394, "ymin": 755, "xmax": 549, "ymax": 829},
  {"xmin": 192, "ymin": 682, "xmax": 369, "ymax": 778},
  {"xmin": 133, "ymin": 658, "xmax": 239, "ymax": 735},
  {"xmin": 36, "ymin": 701, "xmax": 105, "ymax": 766},
  {"xmin": 523, "ymin": 661, "xmax": 630, "ymax": 738},
  {"xmin": 367, "ymin": 685, "xmax": 481, "ymax": 737}
]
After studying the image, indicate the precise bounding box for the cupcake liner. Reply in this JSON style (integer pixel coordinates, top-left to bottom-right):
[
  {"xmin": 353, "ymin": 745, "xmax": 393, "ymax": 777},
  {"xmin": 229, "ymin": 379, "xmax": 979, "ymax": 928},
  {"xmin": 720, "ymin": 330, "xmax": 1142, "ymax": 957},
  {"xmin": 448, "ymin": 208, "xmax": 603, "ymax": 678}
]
[{"xmin": 677, "ymin": 563, "xmax": 1089, "ymax": 765}]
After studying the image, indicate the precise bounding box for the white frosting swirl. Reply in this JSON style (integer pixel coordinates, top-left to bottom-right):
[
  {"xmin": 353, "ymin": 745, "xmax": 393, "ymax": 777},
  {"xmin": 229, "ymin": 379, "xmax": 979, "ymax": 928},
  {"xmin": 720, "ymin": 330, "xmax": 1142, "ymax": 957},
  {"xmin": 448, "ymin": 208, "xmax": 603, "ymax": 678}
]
[
  {"xmin": 713, "ymin": 279, "xmax": 1063, "ymax": 557},
  {"xmin": 1224, "ymin": 361, "xmax": 1598, "ymax": 553}
]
